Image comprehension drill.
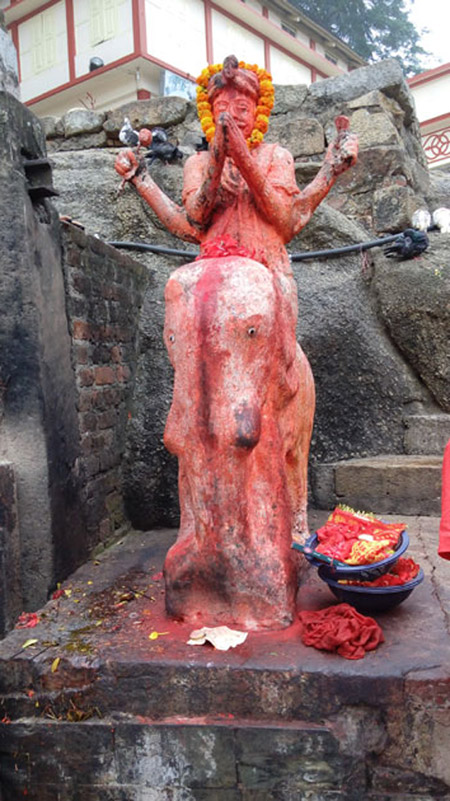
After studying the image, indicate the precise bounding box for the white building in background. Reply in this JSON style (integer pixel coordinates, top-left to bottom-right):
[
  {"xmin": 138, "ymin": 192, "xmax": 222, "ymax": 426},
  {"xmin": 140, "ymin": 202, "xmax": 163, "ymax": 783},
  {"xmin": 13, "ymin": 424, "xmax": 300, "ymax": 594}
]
[
  {"xmin": 408, "ymin": 64, "xmax": 450, "ymax": 169},
  {"xmin": 1, "ymin": 0, "xmax": 364, "ymax": 117}
]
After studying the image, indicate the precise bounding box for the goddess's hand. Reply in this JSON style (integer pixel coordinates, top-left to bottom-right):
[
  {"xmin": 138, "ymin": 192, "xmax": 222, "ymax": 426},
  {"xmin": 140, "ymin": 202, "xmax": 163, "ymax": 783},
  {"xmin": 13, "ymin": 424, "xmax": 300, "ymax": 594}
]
[{"xmin": 114, "ymin": 149, "xmax": 141, "ymax": 181}]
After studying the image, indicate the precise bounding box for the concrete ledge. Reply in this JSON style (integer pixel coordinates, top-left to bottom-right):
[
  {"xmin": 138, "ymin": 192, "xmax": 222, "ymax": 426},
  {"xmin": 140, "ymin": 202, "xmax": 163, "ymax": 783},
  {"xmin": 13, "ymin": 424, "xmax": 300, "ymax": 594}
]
[
  {"xmin": 0, "ymin": 514, "xmax": 449, "ymax": 798},
  {"xmin": 314, "ymin": 455, "xmax": 443, "ymax": 515}
]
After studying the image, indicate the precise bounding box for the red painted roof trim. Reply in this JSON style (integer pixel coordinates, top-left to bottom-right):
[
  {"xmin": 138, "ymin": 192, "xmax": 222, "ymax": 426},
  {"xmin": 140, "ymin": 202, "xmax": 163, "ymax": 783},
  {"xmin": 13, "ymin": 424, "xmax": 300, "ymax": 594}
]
[{"xmin": 408, "ymin": 62, "xmax": 450, "ymax": 87}]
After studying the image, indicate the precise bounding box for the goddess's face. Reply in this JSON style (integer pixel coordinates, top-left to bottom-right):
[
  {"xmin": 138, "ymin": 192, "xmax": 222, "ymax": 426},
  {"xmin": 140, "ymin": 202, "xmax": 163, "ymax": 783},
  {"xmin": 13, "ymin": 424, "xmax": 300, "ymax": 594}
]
[{"xmin": 212, "ymin": 87, "xmax": 257, "ymax": 139}]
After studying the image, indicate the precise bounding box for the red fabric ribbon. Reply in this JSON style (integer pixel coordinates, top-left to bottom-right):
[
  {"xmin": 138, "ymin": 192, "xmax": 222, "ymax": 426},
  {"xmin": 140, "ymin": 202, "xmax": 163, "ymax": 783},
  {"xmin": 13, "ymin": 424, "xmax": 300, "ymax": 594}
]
[
  {"xmin": 196, "ymin": 234, "xmax": 256, "ymax": 261},
  {"xmin": 299, "ymin": 603, "xmax": 384, "ymax": 660}
]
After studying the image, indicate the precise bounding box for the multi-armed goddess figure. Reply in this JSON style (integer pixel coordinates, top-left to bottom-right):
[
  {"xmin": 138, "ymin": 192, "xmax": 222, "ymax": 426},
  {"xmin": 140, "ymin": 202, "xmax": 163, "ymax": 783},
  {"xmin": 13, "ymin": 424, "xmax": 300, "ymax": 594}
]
[{"xmin": 116, "ymin": 55, "xmax": 358, "ymax": 630}]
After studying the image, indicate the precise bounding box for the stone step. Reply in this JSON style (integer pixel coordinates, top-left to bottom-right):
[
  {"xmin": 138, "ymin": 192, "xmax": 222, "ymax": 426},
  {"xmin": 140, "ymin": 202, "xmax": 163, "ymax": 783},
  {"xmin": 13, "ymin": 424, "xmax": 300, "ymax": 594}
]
[
  {"xmin": 313, "ymin": 454, "xmax": 443, "ymax": 516},
  {"xmin": 404, "ymin": 413, "xmax": 450, "ymax": 455}
]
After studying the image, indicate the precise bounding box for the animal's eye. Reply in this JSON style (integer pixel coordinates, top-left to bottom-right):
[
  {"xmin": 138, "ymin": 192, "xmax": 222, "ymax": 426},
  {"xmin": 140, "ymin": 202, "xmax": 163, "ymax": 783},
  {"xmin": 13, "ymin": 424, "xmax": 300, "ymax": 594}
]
[
  {"xmin": 247, "ymin": 327, "xmax": 257, "ymax": 337},
  {"xmin": 168, "ymin": 334, "xmax": 175, "ymax": 343}
]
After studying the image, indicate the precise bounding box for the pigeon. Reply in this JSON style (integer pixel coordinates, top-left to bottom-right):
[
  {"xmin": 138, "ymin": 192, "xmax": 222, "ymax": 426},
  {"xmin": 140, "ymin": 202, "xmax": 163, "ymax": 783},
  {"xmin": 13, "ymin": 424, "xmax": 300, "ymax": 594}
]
[
  {"xmin": 411, "ymin": 209, "xmax": 431, "ymax": 232},
  {"xmin": 195, "ymin": 136, "xmax": 209, "ymax": 152},
  {"xmin": 145, "ymin": 127, "xmax": 183, "ymax": 165},
  {"xmin": 432, "ymin": 207, "xmax": 450, "ymax": 234},
  {"xmin": 384, "ymin": 228, "xmax": 429, "ymax": 260},
  {"xmin": 119, "ymin": 117, "xmax": 139, "ymax": 147}
]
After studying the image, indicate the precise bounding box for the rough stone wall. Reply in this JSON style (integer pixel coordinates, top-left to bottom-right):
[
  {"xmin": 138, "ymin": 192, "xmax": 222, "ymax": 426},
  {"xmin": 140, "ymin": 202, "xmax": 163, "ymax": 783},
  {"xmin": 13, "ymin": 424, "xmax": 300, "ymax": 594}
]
[
  {"xmin": 60, "ymin": 225, "xmax": 148, "ymax": 550},
  {"xmin": 0, "ymin": 90, "xmax": 149, "ymax": 626},
  {"xmin": 0, "ymin": 90, "xmax": 66, "ymax": 618}
]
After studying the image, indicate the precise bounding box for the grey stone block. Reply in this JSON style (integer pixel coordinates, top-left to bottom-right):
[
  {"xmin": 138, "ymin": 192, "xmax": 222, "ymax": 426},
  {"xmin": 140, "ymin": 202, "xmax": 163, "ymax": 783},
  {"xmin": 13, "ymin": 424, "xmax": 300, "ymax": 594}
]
[
  {"xmin": 404, "ymin": 414, "xmax": 450, "ymax": 455},
  {"xmin": 63, "ymin": 108, "xmax": 106, "ymax": 137},
  {"xmin": 333, "ymin": 454, "xmax": 443, "ymax": 515}
]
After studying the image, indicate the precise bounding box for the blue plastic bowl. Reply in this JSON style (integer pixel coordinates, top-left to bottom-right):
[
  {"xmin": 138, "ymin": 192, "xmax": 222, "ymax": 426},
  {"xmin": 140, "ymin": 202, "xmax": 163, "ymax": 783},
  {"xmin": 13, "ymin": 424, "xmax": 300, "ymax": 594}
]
[
  {"xmin": 303, "ymin": 530, "xmax": 409, "ymax": 582},
  {"xmin": 317, "ymin": 565, "xmax": 424, "ymax": 614}
]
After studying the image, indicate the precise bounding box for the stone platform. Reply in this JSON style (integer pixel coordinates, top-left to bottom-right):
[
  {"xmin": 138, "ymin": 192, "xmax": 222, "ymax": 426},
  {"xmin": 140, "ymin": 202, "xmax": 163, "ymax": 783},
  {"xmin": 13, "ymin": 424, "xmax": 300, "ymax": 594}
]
[{"xmin": 0, "ymin": 511, "xmax": 449, "ymax": 800}]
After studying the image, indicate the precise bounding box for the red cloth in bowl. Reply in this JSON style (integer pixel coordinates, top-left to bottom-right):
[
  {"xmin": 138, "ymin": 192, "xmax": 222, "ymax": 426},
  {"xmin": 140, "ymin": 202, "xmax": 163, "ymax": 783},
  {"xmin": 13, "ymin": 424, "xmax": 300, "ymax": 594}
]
[
  {"xmin": 299, "ymin": 602, "xmax": 384, "ymax": 660},
  {"xmin": 315, "ymin": 508, "xmax": 405, "ymax": 565}
]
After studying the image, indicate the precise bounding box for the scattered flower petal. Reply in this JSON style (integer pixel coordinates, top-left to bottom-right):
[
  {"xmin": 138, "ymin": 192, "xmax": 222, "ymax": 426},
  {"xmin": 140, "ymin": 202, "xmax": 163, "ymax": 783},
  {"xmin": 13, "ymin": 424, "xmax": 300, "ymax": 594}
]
[
  {"xmin": 51, "ymin": 657, "xmax": 61, "ymax": 673},
  {"xmin": 22, "ymin": 638, "xmax": 38, "ymax": 649},
  {"xmin": 15, "ymin": 612, "xmax": 40, "ymax": 629}
]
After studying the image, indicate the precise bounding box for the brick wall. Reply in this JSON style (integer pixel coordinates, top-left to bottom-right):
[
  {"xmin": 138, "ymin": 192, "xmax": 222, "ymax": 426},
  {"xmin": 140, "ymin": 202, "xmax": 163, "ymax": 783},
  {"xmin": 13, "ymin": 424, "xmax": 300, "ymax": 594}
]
[{"xmin": 61, "ymin": 223, "xmax": 148, "ymax": 548}]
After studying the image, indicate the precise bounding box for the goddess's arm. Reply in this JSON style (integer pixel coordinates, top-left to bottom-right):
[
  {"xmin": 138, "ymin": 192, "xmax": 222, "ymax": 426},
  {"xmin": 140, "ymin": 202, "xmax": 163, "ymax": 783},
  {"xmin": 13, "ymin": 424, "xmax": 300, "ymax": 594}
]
[
  {"xmin": 290, "ymin": 132, "xmax": 358, "ymax": 238},
  {"xmin": 114, "ymin": 149, "xmax": 200, "ymax": 243},
  {"xmin": 181, "ymin": 124, "xmax": 227, "ymax": 227}
]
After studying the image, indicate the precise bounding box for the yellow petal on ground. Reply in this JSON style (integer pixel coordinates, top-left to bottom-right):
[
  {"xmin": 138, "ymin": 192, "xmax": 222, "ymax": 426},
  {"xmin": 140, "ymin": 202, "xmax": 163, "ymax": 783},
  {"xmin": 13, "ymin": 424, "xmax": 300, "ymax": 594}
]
[
  {"xmin": 148, "ymin": 631, "xmax": 169, "ymax": 640},
  {"xmin": 22, "ymin": 639, "xmax": 38, "ymax": 649},
  {"xmin": 51, "ymin": 657, "xmax": 61, "ymax": 673}
]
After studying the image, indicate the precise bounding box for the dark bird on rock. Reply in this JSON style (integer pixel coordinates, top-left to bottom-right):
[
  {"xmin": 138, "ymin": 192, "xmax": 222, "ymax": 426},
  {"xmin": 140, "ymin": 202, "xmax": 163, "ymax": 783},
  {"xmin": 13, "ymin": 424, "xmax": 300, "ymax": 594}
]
[
  {"xmin": 119, "ymin": 117, "xmax": 139, "ymax": 147},
  {"xmin": 195, "ymin": 136, "xmax": 209, "ymax": 152},
  {"xmin": 384, "ymin": 228, "xmax": 429, "ymax": 260},
  {"xmin": 145, "ymin": 127, "xmax": 183, "ymax": 165}
]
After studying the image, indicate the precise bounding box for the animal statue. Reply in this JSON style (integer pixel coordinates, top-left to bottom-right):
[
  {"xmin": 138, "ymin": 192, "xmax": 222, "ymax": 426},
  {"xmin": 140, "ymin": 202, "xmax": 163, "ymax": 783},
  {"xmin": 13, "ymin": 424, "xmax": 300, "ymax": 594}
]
[
  {"xmin": 115, "ymin": 55, "xmax": 358, "ymax": 630},
  {"xmin": 163, "ymin": 257, "xmax": 314, "ymax": 628}
]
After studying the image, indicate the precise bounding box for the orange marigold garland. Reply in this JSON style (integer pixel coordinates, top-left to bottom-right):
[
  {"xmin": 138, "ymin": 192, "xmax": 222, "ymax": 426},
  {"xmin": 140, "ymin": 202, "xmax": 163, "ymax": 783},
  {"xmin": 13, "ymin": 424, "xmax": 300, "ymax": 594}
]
[{"xmin": 195, "ymin": 61, "xmax": 274, "ymax": 150}]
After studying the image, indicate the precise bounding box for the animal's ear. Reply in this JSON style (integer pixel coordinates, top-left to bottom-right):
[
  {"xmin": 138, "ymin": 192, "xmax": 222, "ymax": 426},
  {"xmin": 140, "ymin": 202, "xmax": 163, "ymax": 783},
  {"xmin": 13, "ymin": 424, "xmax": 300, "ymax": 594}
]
[{"xmin": 165, "ymin": 278, "xmax": 185, "ymax": 304}]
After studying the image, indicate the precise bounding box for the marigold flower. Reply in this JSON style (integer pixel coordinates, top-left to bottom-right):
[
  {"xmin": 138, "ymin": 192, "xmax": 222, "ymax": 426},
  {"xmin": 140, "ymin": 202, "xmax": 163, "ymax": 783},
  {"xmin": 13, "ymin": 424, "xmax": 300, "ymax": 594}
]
[
  {"xmin": 255, "ymin": 116, "xmax": 269, "ymax": 133},
  {"xmin": 260, "ymin": 95, "xmax": 274, "ymax": 109}
]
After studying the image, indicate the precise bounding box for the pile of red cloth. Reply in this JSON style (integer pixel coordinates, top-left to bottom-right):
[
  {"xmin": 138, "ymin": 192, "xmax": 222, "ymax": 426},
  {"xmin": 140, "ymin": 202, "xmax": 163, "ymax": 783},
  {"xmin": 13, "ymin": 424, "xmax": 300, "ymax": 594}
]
[
  {"xmin": 343, "ymin": 557, "xmax": 420, "ymax": 587},
  {"xmin": 299, "ymin": 603, "xmax": 384, "ymax": 660},
  {"xmin": 315, "ymin": 507, "xmax": 405, "ymax": 565}
]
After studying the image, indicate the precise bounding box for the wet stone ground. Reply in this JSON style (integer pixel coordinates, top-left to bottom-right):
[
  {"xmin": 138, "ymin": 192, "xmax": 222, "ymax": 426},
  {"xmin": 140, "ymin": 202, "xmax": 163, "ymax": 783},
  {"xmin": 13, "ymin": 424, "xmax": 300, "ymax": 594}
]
[{"xmin": 0, "ymin": 512, "xmax": 449, "ymax": 800}]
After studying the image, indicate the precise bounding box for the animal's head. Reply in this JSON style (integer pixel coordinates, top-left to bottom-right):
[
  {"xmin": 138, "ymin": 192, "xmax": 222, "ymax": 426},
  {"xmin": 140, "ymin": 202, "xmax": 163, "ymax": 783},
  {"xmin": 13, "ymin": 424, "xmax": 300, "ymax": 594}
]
[{"xmin": 164, "ymin": 257, "xmax": 297, "ymax": 453}]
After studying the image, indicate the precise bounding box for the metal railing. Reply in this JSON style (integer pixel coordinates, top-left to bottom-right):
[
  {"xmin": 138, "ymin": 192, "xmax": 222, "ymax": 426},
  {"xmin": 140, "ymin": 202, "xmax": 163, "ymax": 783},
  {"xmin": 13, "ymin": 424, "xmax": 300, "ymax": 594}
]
[{"xmin": 422, "ymin": 125, "xmax": 450, "ymax": 166}]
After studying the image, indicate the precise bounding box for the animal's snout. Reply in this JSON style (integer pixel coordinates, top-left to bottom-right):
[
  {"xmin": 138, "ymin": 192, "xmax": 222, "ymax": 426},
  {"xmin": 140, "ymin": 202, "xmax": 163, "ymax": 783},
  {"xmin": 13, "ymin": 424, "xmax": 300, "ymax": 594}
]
[{"xmin": 234, "ymin": 405, "xmax": 261, "ymax": 449}]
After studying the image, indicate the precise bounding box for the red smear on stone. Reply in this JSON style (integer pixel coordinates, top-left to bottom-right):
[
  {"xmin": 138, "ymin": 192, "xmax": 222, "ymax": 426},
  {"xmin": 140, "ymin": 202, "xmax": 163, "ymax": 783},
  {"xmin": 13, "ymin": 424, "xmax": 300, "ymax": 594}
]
[{"xmin": 15, "ymin": 612, "xmax": 40, "ymax": 629}]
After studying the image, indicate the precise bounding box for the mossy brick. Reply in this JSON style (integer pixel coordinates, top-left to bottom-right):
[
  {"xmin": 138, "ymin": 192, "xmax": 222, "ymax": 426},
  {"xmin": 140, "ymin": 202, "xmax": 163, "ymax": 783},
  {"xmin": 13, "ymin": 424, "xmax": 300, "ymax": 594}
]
[
  {"xmin": 92, "ymin": 343, "xmax": 115, "ymax": 364},
  {"xmin": 116, "ymin": 364, "xmax": 131, "ymax": 383},
  {"xmin": 72, "ymin": 320, "xmax": 92, "ymax": 340},
  {"xmin": 99, "ymin": 449, "xmax": 121, "ymax": 473},
  {"xmin": 74, "ymin": 343, "xmax": 90, "ymax": 365},
  {"xmin": 94, "ymin": 366, "xmax": 116, "ymax": 386},
  {"xmin": 80, "ymin": 412, "xmax": 98, "ymax": 434},
  {"xmin": 77, "ymin": 367, "xmax": 95, "ymax": 387},
  {"xmin": 71, "ymin": 271, "xmax": 92, "ymax": 295},
  {"xmin": 97, "ymin": 409, "xmax": 119, "ymax": 429}
]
